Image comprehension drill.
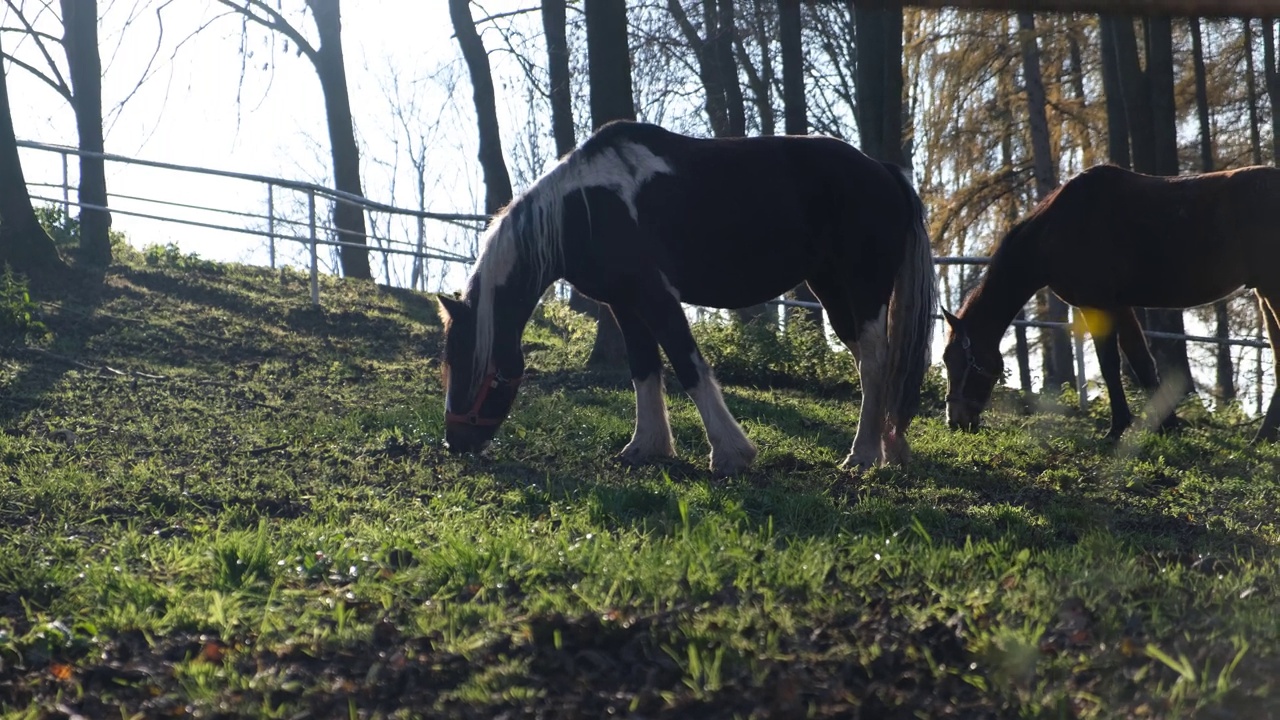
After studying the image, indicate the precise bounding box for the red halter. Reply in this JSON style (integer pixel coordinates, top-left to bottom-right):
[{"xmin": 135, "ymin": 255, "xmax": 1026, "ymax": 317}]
[{"xmin": 445, "ymin": 366, "xmax": 523, "ymax": 426}]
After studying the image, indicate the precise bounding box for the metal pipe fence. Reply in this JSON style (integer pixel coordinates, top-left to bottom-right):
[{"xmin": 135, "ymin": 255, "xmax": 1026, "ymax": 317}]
[{"xmin": 19, "ymin": 139, "xmax": 1273, "ymax": 414}]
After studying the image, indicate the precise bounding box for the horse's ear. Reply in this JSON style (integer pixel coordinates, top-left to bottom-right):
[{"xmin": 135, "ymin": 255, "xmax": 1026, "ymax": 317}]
[
  {"xmin": 942, "ymin": 308, "xmax": 961, "ymax": 329},
  {"xmin": 436, "ymin": 294, "xmax": 469, "ymax": 322}
]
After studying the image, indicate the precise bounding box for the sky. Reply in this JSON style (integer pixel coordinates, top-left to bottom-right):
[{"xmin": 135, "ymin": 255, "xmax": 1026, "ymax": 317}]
[
  {"xmin": 6, "ymin": 0, "xmax": 514, "ymax": 289},
  {"xmin": 4, "ymin": 0, "xmax": 1274, "ymax": 414}
]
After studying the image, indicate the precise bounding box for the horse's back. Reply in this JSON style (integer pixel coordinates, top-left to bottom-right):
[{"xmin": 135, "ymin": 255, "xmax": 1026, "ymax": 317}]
[{"xmin": 1036, "ymin": 163, "xmax": 1280, "ymax": 305}]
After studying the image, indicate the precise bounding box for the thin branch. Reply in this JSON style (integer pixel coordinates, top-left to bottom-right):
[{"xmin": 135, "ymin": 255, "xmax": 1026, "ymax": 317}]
[
  {"xmin": 214, "ymin": 0, "xmax": 317, "ymax": 63},
  {"xmin": 2, "ymin": 0, "xmax": 70, "ymax": 95},
  {"xmin": 0, "ymin": 51, "xmax": 70, "ymax": 99}
]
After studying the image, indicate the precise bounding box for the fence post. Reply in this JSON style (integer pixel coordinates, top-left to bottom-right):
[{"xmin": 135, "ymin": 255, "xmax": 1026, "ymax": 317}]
[
  {"xmin": 309, "ymin": 190, "xmax": 319, "ymax": 307},
  {"xmin": 61, "ymin": 150, "xmax": 70, "ymax": 217},
  {"xmin": 1073, "ymin": 309, "xmax": 1088, "ymax": 410},
  {"xmin": 267, "ymin": 184, "xmax": 276, "ymax": 269}
]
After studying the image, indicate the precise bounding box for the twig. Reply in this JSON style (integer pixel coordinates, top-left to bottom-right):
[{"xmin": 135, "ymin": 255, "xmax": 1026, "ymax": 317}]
[{"xmin": 248, "ymin": 443, "xmax": 288, "ymax": 456}]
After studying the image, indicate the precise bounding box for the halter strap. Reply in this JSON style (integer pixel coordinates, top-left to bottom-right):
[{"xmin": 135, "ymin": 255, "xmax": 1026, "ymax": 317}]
[
  {"xmin": 446, "ymin": 366, "xmax": 524, "ymax": 426},
  {"xmin": 947, "ymin": 333, "xmax": 997, "ymax": 406}
]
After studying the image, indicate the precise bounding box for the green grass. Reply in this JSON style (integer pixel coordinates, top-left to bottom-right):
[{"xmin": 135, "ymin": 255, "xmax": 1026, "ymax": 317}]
[{"xmin": 1, "ymin": 256, "xmax": 1278, "ymax": 718}]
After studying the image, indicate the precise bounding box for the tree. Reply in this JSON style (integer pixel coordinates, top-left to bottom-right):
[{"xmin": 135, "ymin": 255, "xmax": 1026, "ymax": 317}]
[
  {"xmin": 854, "ymin": 4, "xmax": 906, "ymax": 166},
  {"xmin": 59, "ymin": 0, "xmax": 109, "ymax": 265},
  {"xmin": 449, "ymin": 0, "xmax": 514, "ymax": 216},
  {"xmin": 779, "ymin": 0, "xmax": 823, "ymax": 329},
  {"xmin": 0, "ymin": 37, "xmax": 66, "ymax": 279},
  {"xmin": 1143, "ymin": 16, "xmax": 1195, "ymax": 388},
  {"xmin": 1018, "ymin": 11, "xmax": 1075, "ymax": 394},
  {"xmin": 1190, "ymin": 18, "xmax": 1235, "ymax": 403},
  {"xmin": 2, "ymin": 0, "xmax": 111, "ymax": 265},
  {"xmin": 217, "ymin": 0, "xmax": 371, "ymax": 280},
  {"xmin": 584, "ymin": 0, "xmax": 633, "ymax": 367}
]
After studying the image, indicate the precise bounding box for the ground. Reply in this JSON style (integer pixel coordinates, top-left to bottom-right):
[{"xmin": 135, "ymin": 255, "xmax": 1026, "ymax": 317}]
[{"xmin": 1, "ymin": 252, "xmax": 1278, "ymax": 718}]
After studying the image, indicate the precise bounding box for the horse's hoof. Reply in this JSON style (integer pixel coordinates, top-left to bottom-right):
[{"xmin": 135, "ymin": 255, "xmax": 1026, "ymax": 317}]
[
  {"xmin": 881, "ymin": 434, "xmax": 911, "ymax": 466},
  {"xmin": 841, "ymin": 452, "xmax": 881, "ymax": 472},
  {"xmin": 709, "ymin": 443, "xmax": 757, "ymax": 478},
  {"xmin": 1157, "ymin": 415, "xmax": 1187, "ymax": 434},
  {"xmin": 617, "ymin": 443, "xmax": 675, "ymax": 466}
]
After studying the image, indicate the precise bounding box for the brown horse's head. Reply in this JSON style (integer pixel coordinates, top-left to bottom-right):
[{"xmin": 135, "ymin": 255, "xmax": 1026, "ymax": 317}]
[
  {"xmin": 437, "ymin": 294, "xmax": 524, "ymax": 454},
  {"xmin": 941, "ymin": 309, "xmax": 1002, "ymax": 431}
]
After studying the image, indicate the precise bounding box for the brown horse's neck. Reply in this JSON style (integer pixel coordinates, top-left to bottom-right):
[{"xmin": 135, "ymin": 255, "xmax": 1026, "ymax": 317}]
[{"xmin": 960, "ymin": 224, "xmax": 1048, "ymax": 343}]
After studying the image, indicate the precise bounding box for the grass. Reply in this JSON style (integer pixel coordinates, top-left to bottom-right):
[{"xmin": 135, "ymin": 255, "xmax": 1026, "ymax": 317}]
[{"xmin": 1, "ymin": 252, "xmax": 1279, "ymax": 718}]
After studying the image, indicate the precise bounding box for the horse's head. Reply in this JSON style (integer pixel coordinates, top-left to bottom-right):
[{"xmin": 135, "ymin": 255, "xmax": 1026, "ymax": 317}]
[
  {"xmin": 941, "ymin": 308, "xmax": 1002, "ymax": 431},
  {"xmin": 437, "ymin": 294, "xmax": 525, "ymax": 454}
]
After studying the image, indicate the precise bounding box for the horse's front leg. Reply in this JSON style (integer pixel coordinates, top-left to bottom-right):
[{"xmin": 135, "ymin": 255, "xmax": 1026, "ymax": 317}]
[
  {"xmin": 634, "ymin": 287, "xmax": 756, "ymax": 477},
  {"xmin": 1084, "ymin": 309, "xmax": 1132, "ymax": 441},
  {"xmin": 610, "ymin": 303, "xmax": 676, "ymax": 464}
]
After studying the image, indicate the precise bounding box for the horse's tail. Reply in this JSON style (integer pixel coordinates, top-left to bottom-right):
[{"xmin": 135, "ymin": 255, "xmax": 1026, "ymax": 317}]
[{"xmin": 883, "ymin": 165, "xmax": 939, "ymax": 448}]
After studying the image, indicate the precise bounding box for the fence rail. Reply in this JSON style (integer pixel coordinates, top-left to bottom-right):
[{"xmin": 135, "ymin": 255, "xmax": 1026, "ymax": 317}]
[{"xmin": 18, "ymin": 139, "xmax": 1272, "ymax": 413}]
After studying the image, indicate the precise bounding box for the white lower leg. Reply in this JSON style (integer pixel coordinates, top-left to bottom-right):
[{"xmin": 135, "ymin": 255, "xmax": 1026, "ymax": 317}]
[
  {"xmin": 686, "ymin": 353, "xmax": 756, "ymax": 475},
  {"xmin": 847, "ymin": 307, "xmax": 888, "ymax": 469},
  {"xmin": 620, "ymin": 373, "xmax": 675, "ymax": 462}
]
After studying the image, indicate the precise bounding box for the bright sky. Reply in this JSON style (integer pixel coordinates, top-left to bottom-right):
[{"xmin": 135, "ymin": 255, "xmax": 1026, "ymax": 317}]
[{"xmin": 5, "ymin": 0, "xmax": 528, "ymax": 288}]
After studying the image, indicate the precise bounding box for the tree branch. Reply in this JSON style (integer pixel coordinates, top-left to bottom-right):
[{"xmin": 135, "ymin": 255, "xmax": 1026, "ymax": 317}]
[
  {"xmin": 0, "ymin": 51, "xmax": 71, "ymax": 100},
  {"xmin": 2, "ymin": 0, "xmax": 71, "ymax": 96},
  {"xmin": 214, "ymin": 0, "xmax": 318, "ymax": 64}
]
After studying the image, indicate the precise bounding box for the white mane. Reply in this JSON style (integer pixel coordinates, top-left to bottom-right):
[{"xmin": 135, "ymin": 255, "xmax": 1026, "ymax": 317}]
[{"xmin": 460, "ymin": 136, "xmax": 674, "ymax": 390}]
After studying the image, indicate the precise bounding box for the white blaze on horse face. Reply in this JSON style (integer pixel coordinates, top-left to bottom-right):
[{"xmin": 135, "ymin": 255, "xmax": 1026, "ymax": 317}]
[
  {"xmin": 622, "ymin": 373, "xmax": 675, "ymax": 460},
  {"xmin": 848, "ymin": 306, "xmax": 889, "ymax": 467},
  {"xmin": 686, "ymin": 353, "xmax": 757, "ymax": 475}
]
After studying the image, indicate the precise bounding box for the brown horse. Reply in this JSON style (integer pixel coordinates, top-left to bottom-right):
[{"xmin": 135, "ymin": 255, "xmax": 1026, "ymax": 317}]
[{"xmin": 942, "ymin": 163, "xmax": 1280, "ymax": 443}]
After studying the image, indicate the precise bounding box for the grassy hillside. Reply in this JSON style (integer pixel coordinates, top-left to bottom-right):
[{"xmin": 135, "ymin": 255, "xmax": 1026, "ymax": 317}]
[{"xmin": 1, "ymin": 252, "xmax": 1279, "ymax": 718}]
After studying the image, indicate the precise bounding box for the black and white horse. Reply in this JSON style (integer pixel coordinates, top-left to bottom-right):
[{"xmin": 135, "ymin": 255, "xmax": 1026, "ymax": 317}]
[{"xmin": 437, "ymin": 121, "xmax": 937, "ymax": 475}]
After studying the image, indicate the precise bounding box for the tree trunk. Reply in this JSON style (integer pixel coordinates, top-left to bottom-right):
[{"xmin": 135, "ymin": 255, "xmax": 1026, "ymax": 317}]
[
  {"xmin": 542, "ymin": 0, "xmax": 594, "ymax": 316},
  {"xmin": 60, "ymin": 0, "xmax": 110, "ymax": 266},
  {"xmin": 779, "ymin": 0, "xmax": 823, "ymax": 330},
  {"xmin": 0, "ymin": 36, "xmax": 66, "ymax": 279},
  {"xmin": 542, "ymin": 0, "xmax": 575, "ymax": 159},
  {"xmin": 854, "ymin": 4, "xmax": 906, "ymax": 167},
  {"xmin": 307, "ymin": 0, "xmax": 371, "ymax": 280},
  {"xmin": 1111, "ymin": 17, "xmax": 1157, "ymax": 173},
  {"xmin": 1018, "ymin": 12, "xmax": 1074, "ymax": 394},
  {"xmin": 1244, "ymin": 18, "xmax": 1263, "ymax": 166},
  {"xmin": 449, "ymin": 0, "xmax": 514, "ymax": 217},
  {"xmin": 1191, "ymin": 16, "xmax": 1235, "ymax": 403},
  {"xmin": 1143, "ymin": 15, "xmax": 1194, "ymax": 387},
  {"xmin": 1263, "ymin": 18, "xmax": 1280, "ymax": 163},
  {"xmin": 1100, "ymin": 16, "xmax": 1132, "ymax": 168},
  {"xmin": 584, "ymin": 0, "xmax": 633, "ymax": 368}
]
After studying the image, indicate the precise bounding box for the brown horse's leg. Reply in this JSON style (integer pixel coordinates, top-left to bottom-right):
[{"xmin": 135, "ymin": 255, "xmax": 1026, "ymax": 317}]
[
  {"xmin": 1253, "ymin": 291, "xmax": 1280, "ymax": 444},
  {"xmin": 1114, "ymin": 307, "xmax": 1161, "ymax": 391},
  {"xmin": 1114, "ymin": 306, "xmax": 1183, "ymax": 433},
  {"xmin": 1084, "ymin": 308, "xmax": 1132, "ymax": 440}
]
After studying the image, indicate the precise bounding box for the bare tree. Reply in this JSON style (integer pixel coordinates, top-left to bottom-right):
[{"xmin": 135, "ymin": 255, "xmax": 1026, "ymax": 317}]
[
  {"xmin": 0, "ymin": 36, "xmax": 66, "ymax": 279},
  {"xmin": 779, "ymin": 0, "xmax": 822, "ymax": 329},
  {"xmin": 2, "ymin": 0, "xmax": 111, "ymax": 264},
  {"xmin": 1189, "ymin": 18, "xmax": 1235, "ymax": 403},
  {"xmin": 216, "ymin": 0, "xmax": 371, "ymax": 279},
  {"xmin": 1018, "ymin": 12, "xmax": 1075, "ymax": 394},
  {"xmin": 449, "ymin": 0, "xmax": 514, "ymax": 217},
  {"xmin": 584, "ymin": 0, "xmax": 632, "ymax": 366}
]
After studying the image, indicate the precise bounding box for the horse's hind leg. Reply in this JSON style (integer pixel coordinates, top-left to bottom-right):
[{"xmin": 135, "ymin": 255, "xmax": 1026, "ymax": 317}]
[
  {"xmin": 1253, "ymin": 291, "xmax": 1280, "ymax": 444},
  {"xmin": 631, "ymin": 284, "xmax": 756, "ymax": 476},
  {"xmin": 806, "ymin": 274, "xmax": 888, "ymax": 470},
  {"xmin": 610, "ymin": 303, "xmax": 676, "ymax": 464},
  {"xmin": 1114, "ymin": 306, "xmax": 1182, "ymax": 431}
]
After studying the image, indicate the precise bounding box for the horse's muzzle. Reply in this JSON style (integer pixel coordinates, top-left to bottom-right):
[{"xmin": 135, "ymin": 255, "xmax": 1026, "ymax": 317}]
[{"xmin": 445, "ymin": 422, "xmax": 495, "ymax": 454}]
